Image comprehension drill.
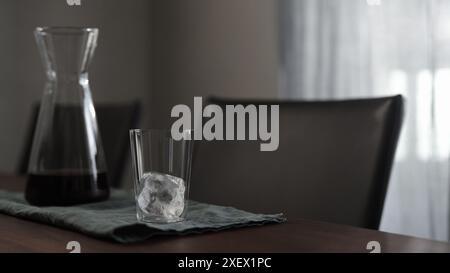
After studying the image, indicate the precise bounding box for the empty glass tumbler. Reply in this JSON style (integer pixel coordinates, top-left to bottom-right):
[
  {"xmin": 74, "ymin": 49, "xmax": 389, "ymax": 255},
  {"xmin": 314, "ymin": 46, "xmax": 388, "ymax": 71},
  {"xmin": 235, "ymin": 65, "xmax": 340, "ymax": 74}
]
[
  {"xmin": 129, "ymin": 129, "xmax": 193, "ymax": 223},
  {"xmin": 25, "ymin": 27, "xmax": 109, "ymax": 206}
]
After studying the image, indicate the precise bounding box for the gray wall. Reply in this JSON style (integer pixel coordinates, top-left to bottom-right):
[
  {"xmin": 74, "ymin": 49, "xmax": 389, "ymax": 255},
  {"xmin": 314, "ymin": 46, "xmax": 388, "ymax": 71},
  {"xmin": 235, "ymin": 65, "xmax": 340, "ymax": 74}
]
[
  {"xmin": 0, "ymin": 1, "xmax": 19, "ymax": 173},
  {"xmin": 150, "ymin": 0, "xmax": 279, "ymax": 128},
  {"xmin": 0, "ymin": 0, "xmax": 279, "ymax": 179}
]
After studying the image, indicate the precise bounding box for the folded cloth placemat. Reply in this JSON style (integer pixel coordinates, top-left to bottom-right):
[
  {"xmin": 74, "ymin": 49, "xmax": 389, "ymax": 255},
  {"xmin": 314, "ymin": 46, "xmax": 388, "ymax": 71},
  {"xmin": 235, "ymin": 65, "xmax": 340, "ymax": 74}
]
[{"xmin": 0, "ymin": 190, "xmax": 286, "ymax": 243}]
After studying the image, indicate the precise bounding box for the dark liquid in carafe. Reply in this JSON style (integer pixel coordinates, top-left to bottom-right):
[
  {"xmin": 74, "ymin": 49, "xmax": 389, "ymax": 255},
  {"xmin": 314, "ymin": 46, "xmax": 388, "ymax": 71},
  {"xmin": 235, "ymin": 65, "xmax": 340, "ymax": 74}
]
[{"xmin": 25, "ymin": 171, "xmax": 109, "ymax": 206}]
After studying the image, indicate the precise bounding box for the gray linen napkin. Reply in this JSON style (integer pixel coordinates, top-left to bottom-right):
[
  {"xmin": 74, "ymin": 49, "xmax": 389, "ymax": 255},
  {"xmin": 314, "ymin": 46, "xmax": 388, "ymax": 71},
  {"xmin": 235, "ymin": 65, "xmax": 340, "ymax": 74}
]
[{"xmin": 0, "ymin": 190, "xmax": 286, "ymax": 243}]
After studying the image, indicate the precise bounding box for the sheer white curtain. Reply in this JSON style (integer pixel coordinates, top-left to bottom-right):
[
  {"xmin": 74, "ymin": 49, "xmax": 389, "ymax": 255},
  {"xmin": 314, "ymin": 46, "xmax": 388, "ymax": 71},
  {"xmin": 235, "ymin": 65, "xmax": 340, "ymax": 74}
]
[{"xmin": 280, "ymin": 0, "xmax": 450, "ymax": 241}]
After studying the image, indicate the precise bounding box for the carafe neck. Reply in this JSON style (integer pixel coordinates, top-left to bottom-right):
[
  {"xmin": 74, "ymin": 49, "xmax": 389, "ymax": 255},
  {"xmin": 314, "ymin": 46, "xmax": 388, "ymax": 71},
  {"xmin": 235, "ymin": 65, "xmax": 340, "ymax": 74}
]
[{"xmin": 35, "ymin": 27, "xmax": 98, "ymax": 83}]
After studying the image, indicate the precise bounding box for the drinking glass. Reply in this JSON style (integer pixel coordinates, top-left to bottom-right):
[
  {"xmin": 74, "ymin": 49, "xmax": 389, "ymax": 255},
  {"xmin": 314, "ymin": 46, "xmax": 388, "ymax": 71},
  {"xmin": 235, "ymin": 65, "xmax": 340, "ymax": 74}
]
[{"xmin": 129, "ymin": 129, "xmax": 193, "ymax": 223}]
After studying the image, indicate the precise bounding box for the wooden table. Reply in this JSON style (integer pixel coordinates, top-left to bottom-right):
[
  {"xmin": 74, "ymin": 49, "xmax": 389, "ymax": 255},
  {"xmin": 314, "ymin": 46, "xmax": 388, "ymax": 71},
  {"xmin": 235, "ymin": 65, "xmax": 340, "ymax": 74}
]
[{"xmin": 0, "ymin": 174, "xmax": 449, "ymax": 253}]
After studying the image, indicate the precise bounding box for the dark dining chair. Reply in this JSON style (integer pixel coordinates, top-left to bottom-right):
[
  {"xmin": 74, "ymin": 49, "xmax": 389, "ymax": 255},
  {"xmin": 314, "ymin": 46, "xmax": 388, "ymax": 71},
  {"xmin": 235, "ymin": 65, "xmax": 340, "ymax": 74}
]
[
  {"xmin": 190, "ymin": 95, "xmax": 404, "ymax": 230},
  {"xmin": 17, "ymin": 101, "xmax": 141, "ymax": 188}
]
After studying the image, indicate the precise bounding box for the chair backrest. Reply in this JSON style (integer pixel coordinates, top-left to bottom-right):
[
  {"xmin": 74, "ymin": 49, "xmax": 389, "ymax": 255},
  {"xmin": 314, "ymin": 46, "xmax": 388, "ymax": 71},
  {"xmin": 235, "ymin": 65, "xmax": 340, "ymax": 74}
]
[
  {"xmin": 190, "ymin": 96, "xmax": 404, "ymax": 229},
  {"xmin": 17, "ymin": 101, "xmax": 141, "ymax": 188}
]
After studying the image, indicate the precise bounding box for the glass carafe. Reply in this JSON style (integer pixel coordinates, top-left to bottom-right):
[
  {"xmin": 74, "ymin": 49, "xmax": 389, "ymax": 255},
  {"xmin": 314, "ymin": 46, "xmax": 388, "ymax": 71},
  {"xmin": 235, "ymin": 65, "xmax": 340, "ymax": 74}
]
[{"xmin": 25, "ymin": 27, "xmax": 109, "ymax": 206}]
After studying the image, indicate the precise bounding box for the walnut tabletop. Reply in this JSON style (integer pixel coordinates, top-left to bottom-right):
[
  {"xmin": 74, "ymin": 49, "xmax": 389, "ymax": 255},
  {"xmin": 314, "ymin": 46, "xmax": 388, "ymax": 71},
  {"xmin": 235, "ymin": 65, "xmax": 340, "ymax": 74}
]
[{"xmin": 0, "ymin": 174, "xmax": 449, "ymax": 253}]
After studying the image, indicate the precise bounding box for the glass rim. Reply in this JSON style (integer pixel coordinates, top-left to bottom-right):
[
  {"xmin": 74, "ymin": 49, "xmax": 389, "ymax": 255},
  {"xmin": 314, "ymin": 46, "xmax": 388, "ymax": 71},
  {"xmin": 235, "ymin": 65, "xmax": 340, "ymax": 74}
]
[
  {"xmin": 129, "ymin": 129, "xmax": 193, "ymax": 134},
  {"xmin": 35, "ymin": 26, "xmax": 99, "ymax": 35}
]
